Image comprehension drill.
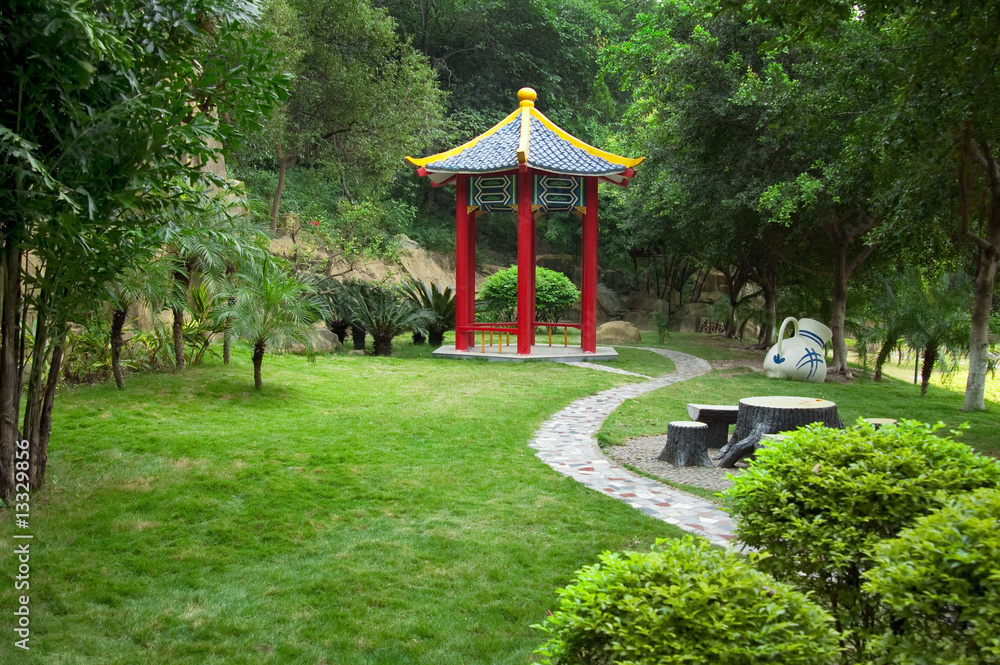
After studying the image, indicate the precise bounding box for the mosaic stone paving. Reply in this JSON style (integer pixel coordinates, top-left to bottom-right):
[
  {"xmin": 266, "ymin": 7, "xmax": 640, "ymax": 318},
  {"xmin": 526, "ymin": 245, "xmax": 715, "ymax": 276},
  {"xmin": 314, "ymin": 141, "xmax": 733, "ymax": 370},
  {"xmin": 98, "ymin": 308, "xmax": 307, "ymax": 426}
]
[{"xmin": 530, "ymin": 348, "xmax": 740, "ymax": 548}]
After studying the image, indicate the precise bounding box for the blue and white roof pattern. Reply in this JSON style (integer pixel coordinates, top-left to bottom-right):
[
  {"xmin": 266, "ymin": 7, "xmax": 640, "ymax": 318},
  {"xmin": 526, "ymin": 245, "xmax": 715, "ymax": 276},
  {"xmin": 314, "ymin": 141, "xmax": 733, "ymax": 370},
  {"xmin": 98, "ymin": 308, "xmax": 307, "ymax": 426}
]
[{"xmin": 406, "ymin": 88, "xmax": 643, "ymax": 186}]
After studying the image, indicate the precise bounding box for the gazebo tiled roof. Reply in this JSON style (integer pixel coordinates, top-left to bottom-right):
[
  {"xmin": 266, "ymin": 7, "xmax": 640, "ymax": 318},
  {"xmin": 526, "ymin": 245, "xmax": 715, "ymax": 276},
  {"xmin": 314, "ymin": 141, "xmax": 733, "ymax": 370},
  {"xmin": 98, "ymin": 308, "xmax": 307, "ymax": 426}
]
[{"xmin": 405, "ymin": 88, "xmax": 643, "ymax": 186}]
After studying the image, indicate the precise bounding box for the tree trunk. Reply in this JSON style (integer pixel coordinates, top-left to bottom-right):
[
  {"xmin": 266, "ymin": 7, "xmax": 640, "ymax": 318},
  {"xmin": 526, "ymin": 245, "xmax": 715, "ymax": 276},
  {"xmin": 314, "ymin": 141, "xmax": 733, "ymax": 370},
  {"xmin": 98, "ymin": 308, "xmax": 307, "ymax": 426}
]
[
  {"xmin": 828, "ymin": 236, "xmax": 852, "ymax": 377},
  {"xmin": 172, "ymin": 305, "xmax": 185, "ymax": 370},
  {"xmin": 658, "ymin": 422, "xmax": 712, "ymax": 467},
  {"xmin": 373, "ymin": 335, "xmax": 392, "ymax": 356},
  {"xmin": 34, "ymin": 335, "xmax": 64, "ymax": 490},
  {"xmin": 351, "ymin": 325, "xmax": 366, "ymax": 351},
  {"xmin": 252, "ymin": 340, "xmax": 266, "ymax": 390},
  {"xmin": 412, "ymin": 330, "xmax": 426, "ymax": 345},
  {"xmin": 270, "ymin": 148, "xmax": 291, "ymax": 233},
  {"xmin": 759, "ymin": 267, "xmax": 777, "ymax": 347},
  {"xmin": 959, "ymin": 135, "xmax": 1000, "ymax": 410},
  {"xmin": 111, "ymin": 307, "xmax": 128, "ymax": 389},
  {"xmin": 429, "ymin": 328, "xmax": 446, "ymax": 346},
  {"xmin": 327, "ymin": 319, "xmax": 349, "ymax": 342},
  {"xmin": 0, "ymin": 239, "xmax": 22, "ymax": 501},
  {"xmin": 223, "ymin": 329, "xmax": 232, "ymax": 365},
  {"xmin": 717, "ymin": 397, "xmax": 844, "ymax": 468},
  {"xmin": 920, "ymin": 341, "xmax": 938, "ymax": 397},
  {"xmin": 873, "ymin": 333, "xmax": 899, "ymax": 382}
]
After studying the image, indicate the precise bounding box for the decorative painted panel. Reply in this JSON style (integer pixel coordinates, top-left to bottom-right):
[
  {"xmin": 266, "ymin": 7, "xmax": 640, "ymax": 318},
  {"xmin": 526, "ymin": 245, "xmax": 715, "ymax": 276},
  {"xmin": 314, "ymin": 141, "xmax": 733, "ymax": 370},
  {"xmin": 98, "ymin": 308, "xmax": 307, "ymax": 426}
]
[
  {"xmin": 468, "ymin": 175, "xmax": 517, "ymax": 211},
  {"xmin": 532, "ymin": 175, "xmax": 585, "ymax": 210}
]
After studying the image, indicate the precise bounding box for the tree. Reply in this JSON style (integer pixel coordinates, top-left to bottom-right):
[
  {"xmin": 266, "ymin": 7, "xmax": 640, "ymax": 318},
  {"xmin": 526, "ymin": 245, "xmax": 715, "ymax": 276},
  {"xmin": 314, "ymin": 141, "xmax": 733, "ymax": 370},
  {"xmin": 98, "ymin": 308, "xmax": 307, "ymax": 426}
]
[
  {"xmin": 731, "ymin": 0, "xmax": 1000, "ymax": 405},
  {"xmin": 601, "ymin": 3, "xmax": 799, "ymax": 346},
  {"xmin": 0, "ymin": 0, "xmax": 286, "ymax": 499},
  {"xmin": 216, "ymin": 259, "xmax": 324, "ymax": 389},
  {"xmin": 248, "ymin": 0, "xmax": 445, "ymax": 231},
  {"xmin": 161, "ymin": 205, "xmax": 270, "ymax": 370},
  {"xmin": 103, "ymin": 254, "xmax": 177, "ymax": 389}
]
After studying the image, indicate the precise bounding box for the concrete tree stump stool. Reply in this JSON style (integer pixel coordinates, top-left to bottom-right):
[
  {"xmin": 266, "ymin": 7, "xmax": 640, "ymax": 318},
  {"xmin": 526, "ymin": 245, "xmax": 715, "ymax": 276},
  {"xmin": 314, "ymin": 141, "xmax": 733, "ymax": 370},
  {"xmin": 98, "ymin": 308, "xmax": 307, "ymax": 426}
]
[
  {"xmin": 686, "ymin": 404, "xmax": 739, "ymax": 448},
  {"xmin": 658, "ymin": 421, "xmax": 712, "ymax": 467},
  {"xmin": 862, "ymin": 418, "xmax": 897, "ymax": 430}
]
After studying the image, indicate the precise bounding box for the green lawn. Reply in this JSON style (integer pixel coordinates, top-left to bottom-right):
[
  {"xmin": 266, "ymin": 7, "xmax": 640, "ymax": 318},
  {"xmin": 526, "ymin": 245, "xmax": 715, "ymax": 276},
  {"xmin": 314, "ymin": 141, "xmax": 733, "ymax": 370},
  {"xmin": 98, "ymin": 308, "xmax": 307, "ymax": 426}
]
[
  {"xmin": 0, "ymin": 339, "xmax": 682, "ymax": 665},
  {"xmin": 3, "ymin": 331, "xmax": 997, "ymax": 664}
]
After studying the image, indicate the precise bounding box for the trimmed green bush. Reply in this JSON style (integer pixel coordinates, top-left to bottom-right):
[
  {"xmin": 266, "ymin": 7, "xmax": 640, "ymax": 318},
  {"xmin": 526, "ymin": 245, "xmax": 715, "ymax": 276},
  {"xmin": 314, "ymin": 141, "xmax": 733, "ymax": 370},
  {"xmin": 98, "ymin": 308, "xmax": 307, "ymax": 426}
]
[
  {"xmin": 478, "ymin": 265, "xmax": 579, "ymax": 323},
  {"xmin": 864, "ymin": 487, "xmax": 1000, "ymax": 664},
  {"xmin": 725, "ymin": 420, "xmax": 1000, "ymax": 661},
  {"xmin": 532, "ymin": 536, "xmax": 840, "ymax": 665}
]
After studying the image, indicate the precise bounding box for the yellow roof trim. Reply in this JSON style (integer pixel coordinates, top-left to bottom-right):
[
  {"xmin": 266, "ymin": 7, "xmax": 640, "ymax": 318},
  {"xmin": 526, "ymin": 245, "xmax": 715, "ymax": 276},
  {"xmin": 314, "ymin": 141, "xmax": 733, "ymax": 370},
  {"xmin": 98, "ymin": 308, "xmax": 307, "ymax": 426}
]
[
  {"xmin": 405, "ymin": 108, "xmax": 521, "ymax": 168},
  {"xmin": 517, "ymin": 107, "xmax": 530, "ymax": 164},
  {"xmin": 529, "ymin": 108, "xmax": 645, "ymax": 169}
]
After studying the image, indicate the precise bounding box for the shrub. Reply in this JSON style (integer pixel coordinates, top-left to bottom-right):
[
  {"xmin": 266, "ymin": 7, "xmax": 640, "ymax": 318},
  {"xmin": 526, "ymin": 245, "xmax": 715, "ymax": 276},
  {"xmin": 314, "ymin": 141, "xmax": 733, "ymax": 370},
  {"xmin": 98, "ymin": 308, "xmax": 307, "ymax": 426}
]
[
  {"xmin": 650, "ymin": 310, "xmax": 672, "ymax": 343},
  {"xmin": 725, "ymin": 420, "xmax": 1000, "ymax": 661},
  {"xmin": 400, "ymin": 279, "xmax": 455, "ymax": 346},
  {"xmin": 477, "ymin": 266, "xmax": 579, "ymax": 323},
  {"xmin": 864, "ymin": 487, "xmax": 1000, "ymax": 664},
  {"xmin": 532, "ymin": 536, "xmax": 840, "ymax": 665},
  {"xmin": 345, "ymin": 283, "xmax": 432, "ymax": 356}
]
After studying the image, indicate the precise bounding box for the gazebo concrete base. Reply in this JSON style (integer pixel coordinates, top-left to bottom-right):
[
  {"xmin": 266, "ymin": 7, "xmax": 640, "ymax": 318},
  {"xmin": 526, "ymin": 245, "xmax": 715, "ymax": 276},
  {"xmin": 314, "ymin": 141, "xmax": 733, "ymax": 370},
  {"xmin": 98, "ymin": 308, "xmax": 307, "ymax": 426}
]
[{"xmin": 432, "ymin": 344, "xmax": 618, "ymax": 363}]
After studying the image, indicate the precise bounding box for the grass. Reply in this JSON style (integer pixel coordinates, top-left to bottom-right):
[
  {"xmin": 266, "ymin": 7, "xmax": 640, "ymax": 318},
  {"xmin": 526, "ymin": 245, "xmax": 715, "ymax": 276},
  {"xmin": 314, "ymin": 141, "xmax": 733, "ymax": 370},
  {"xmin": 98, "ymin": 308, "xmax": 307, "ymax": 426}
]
[
  {"xmin": 591, "ymin": 347, "xmax": 676, "ymax": 377},
  {"xmin": 0, "ymin": 337, "xmax": 685, "ymax": 665},
  {"xmin": 601, "ymin": 333, "xmax": 1000, "ymax": 456}
]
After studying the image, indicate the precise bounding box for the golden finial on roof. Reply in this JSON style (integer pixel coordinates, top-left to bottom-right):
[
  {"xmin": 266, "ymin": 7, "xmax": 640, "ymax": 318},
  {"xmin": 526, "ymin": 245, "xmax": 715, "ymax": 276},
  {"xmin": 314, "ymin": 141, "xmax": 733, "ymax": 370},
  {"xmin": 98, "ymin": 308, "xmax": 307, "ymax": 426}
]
[{"xmin": 518, "ymin": 87, "xmax": 537, "ymax": 108}]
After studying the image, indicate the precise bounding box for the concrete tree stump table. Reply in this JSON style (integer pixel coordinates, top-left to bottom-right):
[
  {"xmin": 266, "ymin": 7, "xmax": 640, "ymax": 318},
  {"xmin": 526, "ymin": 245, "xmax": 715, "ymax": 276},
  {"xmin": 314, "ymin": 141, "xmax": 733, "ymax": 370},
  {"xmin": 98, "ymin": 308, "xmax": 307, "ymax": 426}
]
[
  {"xmin": 658, "ymin": 421, "xmax": 712, "ymax": 467},
  {"xmin": 716, "ymin": 396, "xmax": 844, "ymax": 468}
]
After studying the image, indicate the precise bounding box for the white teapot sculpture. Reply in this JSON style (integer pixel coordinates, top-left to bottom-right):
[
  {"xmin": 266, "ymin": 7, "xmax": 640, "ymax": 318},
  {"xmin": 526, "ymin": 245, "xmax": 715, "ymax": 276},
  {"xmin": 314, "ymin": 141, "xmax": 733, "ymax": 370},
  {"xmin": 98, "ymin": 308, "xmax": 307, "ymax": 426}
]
[{"xmin": 762, "ymin": 317, "xmax": 832, "ymax": 383}]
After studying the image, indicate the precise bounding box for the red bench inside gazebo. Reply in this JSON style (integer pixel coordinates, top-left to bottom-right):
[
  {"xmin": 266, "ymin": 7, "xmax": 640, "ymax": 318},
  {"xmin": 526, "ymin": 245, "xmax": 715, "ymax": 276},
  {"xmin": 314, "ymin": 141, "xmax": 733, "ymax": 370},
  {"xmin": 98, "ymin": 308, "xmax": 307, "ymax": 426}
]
[{"xmin": 405, "ymin": 88, "xmax": 644, "ymax": 359}]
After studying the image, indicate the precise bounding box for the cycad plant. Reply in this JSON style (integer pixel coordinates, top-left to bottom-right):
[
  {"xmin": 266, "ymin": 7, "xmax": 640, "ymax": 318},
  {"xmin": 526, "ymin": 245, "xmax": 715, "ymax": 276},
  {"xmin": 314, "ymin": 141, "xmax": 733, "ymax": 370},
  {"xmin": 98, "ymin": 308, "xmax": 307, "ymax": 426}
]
[
  {"xmin": 401, "ymin": 279, "xmax": 455, "ymax": 346},
  {"xmin": 345, "ymin": 283, "xmax": 432, "ymax": 356},
  {"xmin": 216, "ymin": 260, "xmax": 324, "ymax": 389}
]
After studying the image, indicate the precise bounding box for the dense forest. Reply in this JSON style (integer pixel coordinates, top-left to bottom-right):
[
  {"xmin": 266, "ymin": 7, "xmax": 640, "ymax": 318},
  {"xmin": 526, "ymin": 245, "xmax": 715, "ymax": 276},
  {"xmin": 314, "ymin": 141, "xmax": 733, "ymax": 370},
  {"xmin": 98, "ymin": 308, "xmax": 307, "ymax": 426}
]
[{"xmin": 2, "ymin": 0, "xmax": 999, "ymax": 499}]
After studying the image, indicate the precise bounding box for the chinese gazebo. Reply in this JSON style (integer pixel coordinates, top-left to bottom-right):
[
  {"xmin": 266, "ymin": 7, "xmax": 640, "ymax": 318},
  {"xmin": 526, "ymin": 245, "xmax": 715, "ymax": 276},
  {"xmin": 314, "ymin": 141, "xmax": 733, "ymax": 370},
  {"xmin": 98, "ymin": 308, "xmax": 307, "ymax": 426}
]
[{"xmin": 405, "ymin": 88, "xmax": 644, "ymax": 358}]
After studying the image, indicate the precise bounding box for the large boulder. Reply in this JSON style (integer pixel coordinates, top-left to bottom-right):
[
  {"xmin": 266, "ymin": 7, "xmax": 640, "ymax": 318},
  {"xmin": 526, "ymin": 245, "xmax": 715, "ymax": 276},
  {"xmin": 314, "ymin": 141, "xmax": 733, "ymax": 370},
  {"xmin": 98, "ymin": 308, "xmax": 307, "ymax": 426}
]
[
  {"xmin": 669, "ymin": 303, "xmax": 715, "ymax": 332},
  {"xmin": 597, "ymin": 284, "xmax": 626, "ymax": 320},
  {"xmin": 596, "ymin": 321, "xmax": 642, "ymax": 344},
  {"xmin": 288, "ymin": 326, "xmax": 342, "ymax": 355}
]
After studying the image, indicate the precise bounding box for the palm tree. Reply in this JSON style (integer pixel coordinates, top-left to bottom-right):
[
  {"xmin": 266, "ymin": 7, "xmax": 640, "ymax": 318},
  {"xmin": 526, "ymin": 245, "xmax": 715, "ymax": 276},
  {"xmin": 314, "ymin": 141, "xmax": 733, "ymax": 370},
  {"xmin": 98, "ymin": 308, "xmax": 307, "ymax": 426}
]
[
  {"xmin": 216, "ymin": 260, "xmax": 324, "ymax": 389},
  {"xmin": 103, "ymin": 256, "xmax": 177, "ymax": 389},
  {"xmin": 162, "ymin": 206, "xmax": 270, "ymax": 369},
  {"xmin": 345, "ymin": 283, "xmax": 432, "ymax": 356},
  {"xmin": 400, "ymin": 279, "xmax": 455, "ymax": 346}
]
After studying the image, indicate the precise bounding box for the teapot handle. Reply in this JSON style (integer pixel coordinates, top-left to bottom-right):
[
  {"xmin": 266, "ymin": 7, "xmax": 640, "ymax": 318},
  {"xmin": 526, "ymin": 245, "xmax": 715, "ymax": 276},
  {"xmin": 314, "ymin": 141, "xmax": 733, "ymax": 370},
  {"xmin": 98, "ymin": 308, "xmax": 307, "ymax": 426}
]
[{"xmin": 774, "ymin": 317, "xmax": 798, "ymax": 354}]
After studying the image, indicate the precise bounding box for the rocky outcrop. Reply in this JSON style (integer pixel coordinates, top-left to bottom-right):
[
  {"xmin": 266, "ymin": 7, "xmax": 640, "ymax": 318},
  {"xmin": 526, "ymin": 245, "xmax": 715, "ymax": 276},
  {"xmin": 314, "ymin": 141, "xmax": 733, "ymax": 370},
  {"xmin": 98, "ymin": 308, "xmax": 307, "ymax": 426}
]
[{"xmin": 596, "ymin": 321, "xmax": 642, "ymax": 344}]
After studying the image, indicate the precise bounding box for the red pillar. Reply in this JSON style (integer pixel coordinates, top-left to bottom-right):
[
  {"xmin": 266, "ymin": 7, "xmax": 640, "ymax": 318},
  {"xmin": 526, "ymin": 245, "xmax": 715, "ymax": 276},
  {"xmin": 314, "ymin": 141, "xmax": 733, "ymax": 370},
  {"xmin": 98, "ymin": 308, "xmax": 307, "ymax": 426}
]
[
  {"xmin": 455, "ymin": 176, "xmax": 472, "ymax": 351},
  {"xmin": 468, "ymin": 210, "xmax": 477, "ymax": 343},
  {"xmin": 581, "ymin": 178, "xmax": 599, "ymax": 353},
  {"xmin": 517, "ymin": 168, "xmax": 535, "ymax": 355}
]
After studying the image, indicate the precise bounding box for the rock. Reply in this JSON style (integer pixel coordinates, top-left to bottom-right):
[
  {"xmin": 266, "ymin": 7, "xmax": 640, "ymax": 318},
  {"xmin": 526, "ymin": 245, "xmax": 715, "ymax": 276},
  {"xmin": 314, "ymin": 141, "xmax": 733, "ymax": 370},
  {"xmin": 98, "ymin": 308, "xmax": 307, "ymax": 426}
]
[
  {"xmin": 597, "ymin": 284, "xmax": 626, "ymax": 320},
  {"xmin": 287, "ymin": 327, "xmax": 342, "ymax": 355},
  {"xmin": 602, "ymin": 269, "xmax": 630, "ymax": 294},
  {"xmin": 624, "ymin": 311, "xmax": 650, "ymax": 330},
  {"xmin": 596, "ymin": 320, "xmax": 642, "ymax": 344},
  {"xmin": 669, "ymin": 289, "xmax": 681, "ymax": 307},
  {"xmin": 669, "ymin": 303, "xmax": 715, "ymax": 332},
  {"xmin": 626, "ymin": 292, "xmax": 669, "ymax": 314},
  {"xmin": 348, "ymin": 349, "xmax": 366, "ymax": 356},
  {"xmin": 536, "ymin": 253, "xmax": 576, "ymax": 278}
]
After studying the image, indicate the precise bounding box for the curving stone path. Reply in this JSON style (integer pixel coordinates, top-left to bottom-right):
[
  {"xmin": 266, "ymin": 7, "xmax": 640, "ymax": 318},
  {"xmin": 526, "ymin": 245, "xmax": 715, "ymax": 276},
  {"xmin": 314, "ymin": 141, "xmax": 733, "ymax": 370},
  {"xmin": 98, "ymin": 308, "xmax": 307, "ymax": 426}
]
[{"xmin": 530, "ymin": 348, "xmax": 739, "ymax": 548}]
